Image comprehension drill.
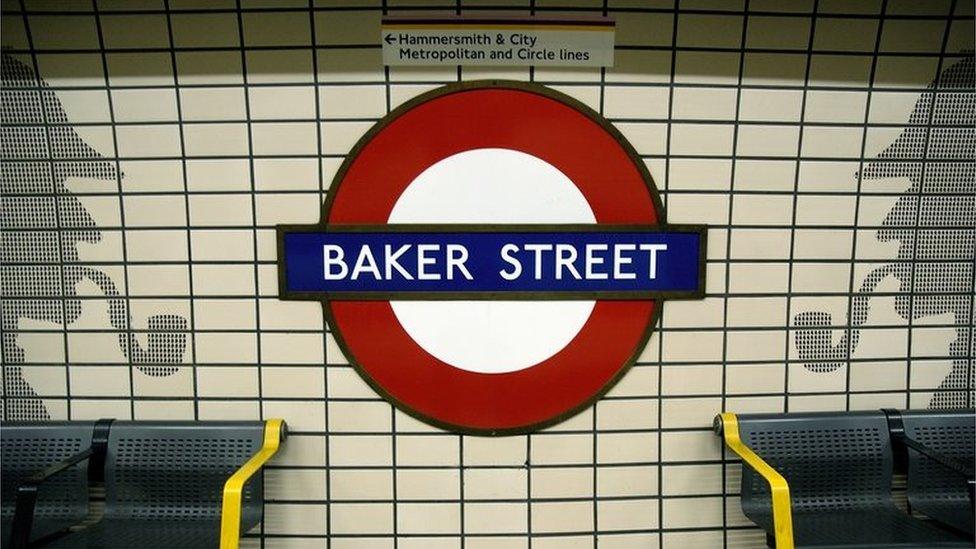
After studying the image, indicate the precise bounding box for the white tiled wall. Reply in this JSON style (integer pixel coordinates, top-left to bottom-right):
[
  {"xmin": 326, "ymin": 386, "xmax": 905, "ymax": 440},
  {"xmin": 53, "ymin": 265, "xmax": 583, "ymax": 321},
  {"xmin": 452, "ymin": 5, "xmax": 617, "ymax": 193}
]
[{"xmin": 1, "ymin": 0, "xmax": 973, "ymax": 547}]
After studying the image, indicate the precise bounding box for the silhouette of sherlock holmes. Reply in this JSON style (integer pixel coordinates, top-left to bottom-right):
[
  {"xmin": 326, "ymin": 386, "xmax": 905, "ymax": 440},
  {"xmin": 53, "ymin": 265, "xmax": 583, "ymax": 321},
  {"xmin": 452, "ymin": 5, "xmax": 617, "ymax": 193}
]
[
  {"xmin": 795, "ymin": 56, "xmax": 974, "ymax": 409},
  {"xmin": 1, "ymin": 54, "xmax": 187, "ymax": 420}
]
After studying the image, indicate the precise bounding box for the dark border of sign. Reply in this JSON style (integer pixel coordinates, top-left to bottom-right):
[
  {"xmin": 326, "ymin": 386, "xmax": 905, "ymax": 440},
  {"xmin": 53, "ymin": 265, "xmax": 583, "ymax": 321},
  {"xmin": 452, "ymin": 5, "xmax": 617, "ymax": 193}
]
[
  {"xmin": 274, "ymin": 80, "xmax": 709, "ymax": 436},
  {"xmin": 276, "ymin": 223, "xmax": 708, "ymax": 300},
  {"xmin": 381, "ymin": 17, "xmax": 616, "ymax": 27}
]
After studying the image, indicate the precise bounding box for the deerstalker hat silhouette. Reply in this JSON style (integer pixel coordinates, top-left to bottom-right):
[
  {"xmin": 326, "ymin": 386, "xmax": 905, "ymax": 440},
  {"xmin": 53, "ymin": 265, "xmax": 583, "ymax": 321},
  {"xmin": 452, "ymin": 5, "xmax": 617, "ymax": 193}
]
[
  {"xmin": 1, "ymin": 53, "xmax": 118, "ymax": 182},
  {"xmin": 861, "ymin": 55, "xmax": 974, "ymax": 181}
]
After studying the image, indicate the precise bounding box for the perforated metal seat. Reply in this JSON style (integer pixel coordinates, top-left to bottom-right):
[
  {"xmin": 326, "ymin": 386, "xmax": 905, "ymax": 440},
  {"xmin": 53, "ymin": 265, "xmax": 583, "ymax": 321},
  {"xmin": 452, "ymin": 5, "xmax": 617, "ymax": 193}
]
[
  {"xmin": 44, "ymin": 421, "xmax": 269, "ymax": 549},
  {"xmin": 1, "ymin": 422, "xmax": 95, "ymax": 545},
  {"xmin": 900, "ymin": 409, "xmax": 975, "ymax": 536},
  {"xmin": 734, "ymin": 411, "xmax": 969, "ymax": 548}
]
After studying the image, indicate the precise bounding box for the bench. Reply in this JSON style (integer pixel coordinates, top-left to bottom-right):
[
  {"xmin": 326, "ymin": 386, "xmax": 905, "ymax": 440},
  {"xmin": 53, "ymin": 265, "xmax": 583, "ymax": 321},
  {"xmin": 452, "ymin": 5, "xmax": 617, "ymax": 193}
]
[
  {"xmin": 1, "ymin": 419, "xmax": 285, "ymax": 549},
  {"xmin": 714, "ymin": 410, "xmax": 974, "ymax": 549},
  {"xmin": 1, "ymin": 420, "xmax": 111, "ymax": 548},
  {"xmin": 885, "ymin": 409, "xmax": 975, "ymax": 536}
]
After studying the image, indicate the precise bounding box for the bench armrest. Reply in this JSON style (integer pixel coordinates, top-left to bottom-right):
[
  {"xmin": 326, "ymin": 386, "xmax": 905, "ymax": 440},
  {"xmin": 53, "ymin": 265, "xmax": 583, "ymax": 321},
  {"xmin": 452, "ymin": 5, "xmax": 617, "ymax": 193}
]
[
  {"xmin": 894, "ymin": 432, "xmax": 974, "ymax": 480},
  {"xmin": 219, "ymin": 419, "xmax": 287, "ymax": 549},
  {"xmin": 715, "ymin": 413, "xmax": 795, "ymax": 549}
]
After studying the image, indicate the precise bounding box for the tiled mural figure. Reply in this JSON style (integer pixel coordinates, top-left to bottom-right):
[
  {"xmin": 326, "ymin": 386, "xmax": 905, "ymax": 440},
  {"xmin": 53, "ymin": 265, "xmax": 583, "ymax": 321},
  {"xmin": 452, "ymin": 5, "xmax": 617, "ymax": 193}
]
[
  {"xmin": 0, "ymin": 54, "xmax": 186, "ymax": 420},
  {"xmin": 794, "ymin": 56, "xmax": 975, "ymax": 409}
]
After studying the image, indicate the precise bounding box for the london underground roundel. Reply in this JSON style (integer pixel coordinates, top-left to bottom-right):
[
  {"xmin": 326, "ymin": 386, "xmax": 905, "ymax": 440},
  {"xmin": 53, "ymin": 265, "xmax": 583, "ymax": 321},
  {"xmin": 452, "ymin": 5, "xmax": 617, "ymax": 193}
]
[{"xmin": 278, "ymin": 81, "xmax": 706, "ymax": 435}]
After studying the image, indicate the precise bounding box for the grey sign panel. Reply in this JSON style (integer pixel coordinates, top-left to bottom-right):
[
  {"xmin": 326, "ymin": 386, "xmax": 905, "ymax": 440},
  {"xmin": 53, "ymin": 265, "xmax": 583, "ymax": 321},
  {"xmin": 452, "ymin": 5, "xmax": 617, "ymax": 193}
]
[{"xmin": 381, "ymin": 17, "xmax": 615, "ymax": 67}]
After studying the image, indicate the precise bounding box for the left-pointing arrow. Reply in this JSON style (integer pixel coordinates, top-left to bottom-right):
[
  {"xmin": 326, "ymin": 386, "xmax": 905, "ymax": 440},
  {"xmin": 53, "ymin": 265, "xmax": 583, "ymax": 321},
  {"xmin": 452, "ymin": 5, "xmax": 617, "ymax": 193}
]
[{"xmin": 383, "ymin": 34, "xmax": 396, "ymax": 45}]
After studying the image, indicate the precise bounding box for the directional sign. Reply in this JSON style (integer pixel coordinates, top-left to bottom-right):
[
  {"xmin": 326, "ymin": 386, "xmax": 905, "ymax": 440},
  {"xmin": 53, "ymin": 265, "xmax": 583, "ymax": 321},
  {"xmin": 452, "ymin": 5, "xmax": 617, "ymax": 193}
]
[
  {"xmin": 381, "ymin": 16, "xmax": 615, "ymax": 67},
  {"xmin": 277, "ymin": 82, "xmax": 707, "ymax": 434}
]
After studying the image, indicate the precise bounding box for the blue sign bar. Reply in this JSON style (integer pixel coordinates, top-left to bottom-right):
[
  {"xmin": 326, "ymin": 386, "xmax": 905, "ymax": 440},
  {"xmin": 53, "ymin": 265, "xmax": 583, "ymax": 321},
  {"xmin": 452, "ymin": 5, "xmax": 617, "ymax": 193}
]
[{"xmin": 281, "ymin": 227, "xmax": 704, "ymax": 297}]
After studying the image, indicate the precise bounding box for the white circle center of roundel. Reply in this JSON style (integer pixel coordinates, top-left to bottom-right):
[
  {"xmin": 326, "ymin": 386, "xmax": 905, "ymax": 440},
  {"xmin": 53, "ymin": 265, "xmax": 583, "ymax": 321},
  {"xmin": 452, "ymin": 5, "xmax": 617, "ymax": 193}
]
[{"xmin": 388, "ymin": 148, "xmax": 597, "ymax": 375}]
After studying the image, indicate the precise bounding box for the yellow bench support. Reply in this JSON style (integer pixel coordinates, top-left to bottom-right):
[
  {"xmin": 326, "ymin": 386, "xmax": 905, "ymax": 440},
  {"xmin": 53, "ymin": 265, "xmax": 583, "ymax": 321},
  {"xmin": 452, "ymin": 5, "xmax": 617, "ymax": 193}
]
[
  {"xmin": 220, "ymin": 419, "xmax": 286, "ymax": 549},
  {"xmin": 717, "ymin": 412, "xmax": 795, "ymax": 549}
]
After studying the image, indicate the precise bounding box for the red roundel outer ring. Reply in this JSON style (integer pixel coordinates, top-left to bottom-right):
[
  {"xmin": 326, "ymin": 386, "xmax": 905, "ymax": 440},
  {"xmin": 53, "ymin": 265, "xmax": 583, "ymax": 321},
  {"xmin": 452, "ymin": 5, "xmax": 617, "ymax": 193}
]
[{"xmin": 322, "ymin": 81, "xmax": 663, "ymax": 435}]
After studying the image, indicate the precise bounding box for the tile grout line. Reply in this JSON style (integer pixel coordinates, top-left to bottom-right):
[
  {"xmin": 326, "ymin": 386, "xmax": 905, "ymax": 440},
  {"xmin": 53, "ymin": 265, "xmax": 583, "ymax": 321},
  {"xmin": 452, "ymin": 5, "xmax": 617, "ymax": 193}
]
[
  {"xmin": 232, "ymin": 3, "xmax": 267, "ymax": 547},
  {"xmin": 91, "ymin": 0, "xmax": 136, "ymax": 421},
  {"xmin": 163, "ymin": 0, "xmax": 200, "ymax": 421},
  {"xmin": 719, "ymin": 2, "xmax": 752, "ymax": 547},
  {"xmin": 307, "ymin": 0, "xmax": 332, "ymax": 544},
  {"xmin": 843, "ymin": 0, "xmax": 888, "ymax": 412},
  {"xmin": 781, "ymin": 0, "xmax": 821, "ymax": 414}
]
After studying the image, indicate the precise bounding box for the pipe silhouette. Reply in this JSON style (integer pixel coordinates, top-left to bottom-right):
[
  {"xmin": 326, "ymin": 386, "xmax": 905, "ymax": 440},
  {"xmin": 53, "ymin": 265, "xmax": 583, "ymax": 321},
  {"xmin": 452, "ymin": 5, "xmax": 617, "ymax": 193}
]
[
  {"xmin": 794, "ymin": 265, "xmax": 895, "ymax": 373},
  {"xmin": 80, "ymin": 267, "xmax": 186, "ymax": 375}
]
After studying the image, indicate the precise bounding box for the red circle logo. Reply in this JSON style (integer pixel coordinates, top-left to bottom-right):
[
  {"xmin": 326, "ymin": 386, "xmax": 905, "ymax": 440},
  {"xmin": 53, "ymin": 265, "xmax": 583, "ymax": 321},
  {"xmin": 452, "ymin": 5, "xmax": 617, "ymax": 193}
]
[{"xmin": 285, "ymin": 82, "xmax": 672, "ymax": 434}]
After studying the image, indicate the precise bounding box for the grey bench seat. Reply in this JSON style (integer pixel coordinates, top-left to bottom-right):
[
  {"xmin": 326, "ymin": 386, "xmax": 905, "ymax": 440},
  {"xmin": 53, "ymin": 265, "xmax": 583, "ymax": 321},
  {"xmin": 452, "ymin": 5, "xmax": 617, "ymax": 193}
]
[
  {"xmin": 3, "ymin": 419, "xmax": 285, "ymax": 549},
  {"xmin": 716, "ymin": 410, "xmax": 971, "ymax": 549},
  {"xmin": 893, "ymin": 409, "xmax": 975, "ymax": 536},
  {"xmin": 1, "ymin": 421, "xmax": 99, "ymax": 546}
]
